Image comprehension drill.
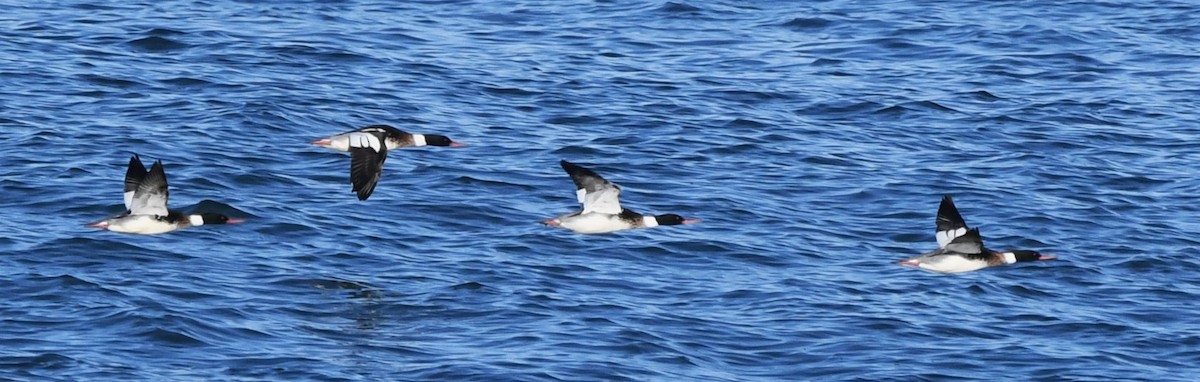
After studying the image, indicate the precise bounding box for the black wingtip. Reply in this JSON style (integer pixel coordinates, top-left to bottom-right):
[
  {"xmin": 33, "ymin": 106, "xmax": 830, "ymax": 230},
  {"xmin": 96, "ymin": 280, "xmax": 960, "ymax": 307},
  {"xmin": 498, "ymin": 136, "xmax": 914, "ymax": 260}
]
[
  {"xmin": 349, "ymin": 147, "xmax": 384, "ymax": 202},
  {"xmin": 124, "ymin": 154, "xmax": 151, "ymax": 193},
  {"xmin": 127, "ymin": 154, "xmax": 144, "ymax": 171},
  {"xmin": 936, "ymin": 194, "xmax": 967, "ymax": 231},
  {"xmin": 939, "ymin": 195, "xmax": 956, "ymax": 212},
  {"xmin": 939, "ymin": 195, "xmax": 955, "ymax": 211},
  {"xmin": 148, "ymin": 160, "xmax": 167, "ymax": 181},
  {"xmin": 135, "ymin": 158, "xmax": 170, "ymax": 195},
  {"xmin": 351, "ymin": 174, "xmax": 377, "ymax": 201},
  {"xmin": 559, "ymin": 160, "xmax": 591, "ymax": 175}
]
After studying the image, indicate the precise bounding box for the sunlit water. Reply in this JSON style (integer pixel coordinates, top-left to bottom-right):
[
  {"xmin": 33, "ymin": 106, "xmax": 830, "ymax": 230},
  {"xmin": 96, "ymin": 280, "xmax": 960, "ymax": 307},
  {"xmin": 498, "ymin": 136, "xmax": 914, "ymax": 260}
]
[{"xmin": 2, "ymin": 1, "xmax": 1199, "ymax": 380}]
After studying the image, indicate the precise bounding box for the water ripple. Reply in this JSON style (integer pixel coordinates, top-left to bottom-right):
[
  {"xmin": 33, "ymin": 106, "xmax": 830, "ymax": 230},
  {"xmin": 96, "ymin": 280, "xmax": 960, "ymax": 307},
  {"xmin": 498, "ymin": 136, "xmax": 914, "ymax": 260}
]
[{"xmin": 1, "ymin": 0, "xmax": 1198, "ymax": 381}]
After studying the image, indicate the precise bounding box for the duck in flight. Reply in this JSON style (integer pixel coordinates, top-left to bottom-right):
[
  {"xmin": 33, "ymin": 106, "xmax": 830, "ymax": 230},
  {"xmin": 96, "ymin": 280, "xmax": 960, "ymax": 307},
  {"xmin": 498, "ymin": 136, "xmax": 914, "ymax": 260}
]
[
  {"xmin": 87, "ymin": 155, "xmax": 243, "ymax": 234},
  {"xmin": 313, "ymin": 125, "xmax": 465, "ymax": 200},
  {"xmin": 898, "ymin": 195, "xmax": 1055, "ymax": 273},
  {"xmin": 542, "ymin": 160, "xmax": 699, "ymax": 234}
]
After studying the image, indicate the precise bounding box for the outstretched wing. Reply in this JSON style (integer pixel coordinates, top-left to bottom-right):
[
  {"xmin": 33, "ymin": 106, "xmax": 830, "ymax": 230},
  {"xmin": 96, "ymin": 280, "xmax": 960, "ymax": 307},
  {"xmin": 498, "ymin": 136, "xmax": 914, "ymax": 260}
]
[
  {"xmin": 560, "ymin": 160, "xmax": 622, "ymax": 214},
  {"xmin": 935, "ymin": 195, "xmax": 969, "ymax": 248},
  {"xmin": 129, "ymin": 160, "xmax": 170, "ymax": 216},
  {"xmin": 349, "ymin": 131, "xmax": 388, "ymax": 200},
  {"xmin": 944, "ymin": 228, "xmax": 985, "ymax": 257},
  {"xmin": 123, "ymin": 154, "xmax": 149, "ymax": 210},
  {"xmin": 362, "ymin": 124, "xmax": 406, "ymax": 137}
]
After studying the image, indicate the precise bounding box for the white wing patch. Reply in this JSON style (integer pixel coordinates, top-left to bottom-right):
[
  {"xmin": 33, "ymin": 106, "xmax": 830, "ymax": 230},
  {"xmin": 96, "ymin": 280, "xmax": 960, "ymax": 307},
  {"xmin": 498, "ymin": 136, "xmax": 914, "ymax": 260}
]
[
  {"xmin": 575, "ymin": 188, "xmax": 587, "ymax": 204},
  {"xmin": 581, "ymin": 187, "xmax": 622, "ymax": 215},
  {"xmin": 123, "ymin": 190, "xmax": 135, "ymax": 211},
  {"xmin": 936, "ymin": 227, "xmax": 967, "ymax": 248},
  {"xmin": 412, "ymin": 134, "xmax": 427, "ymax": 147},
  {"xmin": 348, "ymin": 132, "xmax": 382, "ymax": 152}
]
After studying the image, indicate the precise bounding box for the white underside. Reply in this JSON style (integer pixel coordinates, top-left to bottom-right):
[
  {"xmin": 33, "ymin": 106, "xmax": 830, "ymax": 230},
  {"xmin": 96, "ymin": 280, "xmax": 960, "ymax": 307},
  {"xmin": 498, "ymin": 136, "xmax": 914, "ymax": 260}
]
[
  {"xmin": 558, "ymin": 213, "xmax": 635, "ymax": 234},
  {"xmin": 105, "ymin": 215, "xmax": 179, "ymax": 235},
  {"xmin": 915, "ymin": 255, "xmax": 990, "ymax": 274}
]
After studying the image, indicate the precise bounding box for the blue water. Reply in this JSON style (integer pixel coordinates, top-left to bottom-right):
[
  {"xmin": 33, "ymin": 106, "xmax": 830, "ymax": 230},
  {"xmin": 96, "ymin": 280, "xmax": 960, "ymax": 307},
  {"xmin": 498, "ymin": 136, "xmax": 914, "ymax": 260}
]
[{"xmin": 2, "ymin": 0, "xmax": 1199, "ymax": 380}]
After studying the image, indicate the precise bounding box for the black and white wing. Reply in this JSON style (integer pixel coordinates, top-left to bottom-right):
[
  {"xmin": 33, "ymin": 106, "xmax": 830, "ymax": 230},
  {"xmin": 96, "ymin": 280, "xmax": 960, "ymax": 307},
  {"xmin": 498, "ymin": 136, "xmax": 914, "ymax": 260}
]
[
  {"xmin": 560, "ymin": 160, "xmax": 622, "ymax": 214},
  {"xmin": 349, "ymin": 130, "xmax": 388, "ymax": 201},
  {"xmin": 944, "ymin": 228, "xmax": 986, "ymax": 259},
  {"xmin": 935, "ymin": 195, "xmax": 969, "ymax": 248},
  {"xmin": 363, "ymin": 124, "xmax": 406, "ymax": 137},
  {"xmin": 123, "ymin": 154, "xmax": 149, "ymax": 211},
  {"xmin": 129, "ymin": 160, "xmax": 170, "ymax": 216}
]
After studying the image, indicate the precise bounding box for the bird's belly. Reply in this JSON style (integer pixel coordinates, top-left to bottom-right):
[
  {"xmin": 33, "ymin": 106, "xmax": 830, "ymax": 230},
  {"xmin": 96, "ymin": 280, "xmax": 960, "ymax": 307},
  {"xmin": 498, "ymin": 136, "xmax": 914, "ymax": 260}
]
[
  {"xmin": 919, "ymin": 255, "xmax": 990, "ymax": 273},
  {"xmin": 560, "ymin": 213, "xmax": 632, "ymax": 234},
  {"xmin": 107, "ymin": 215, "xmax": 178, "ymax": 235}
]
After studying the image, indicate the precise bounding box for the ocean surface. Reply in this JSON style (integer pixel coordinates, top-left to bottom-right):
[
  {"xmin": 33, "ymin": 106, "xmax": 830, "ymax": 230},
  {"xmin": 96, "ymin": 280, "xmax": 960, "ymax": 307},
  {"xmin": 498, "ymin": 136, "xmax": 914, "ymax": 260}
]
[{"xmin": 2, "ymin": 0, "xmax": 1199, "ymax": 380}]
